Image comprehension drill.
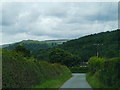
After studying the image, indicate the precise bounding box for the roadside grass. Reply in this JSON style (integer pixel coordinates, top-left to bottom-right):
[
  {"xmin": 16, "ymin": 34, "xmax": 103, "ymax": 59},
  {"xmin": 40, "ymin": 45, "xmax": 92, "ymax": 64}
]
[
  {"xmin": 34, "ymin": 74, "xmax": 72, "ymax": 88},
  {"xmin": 86, "ymin": 73, "xmax": 108, "ymax": 88}
]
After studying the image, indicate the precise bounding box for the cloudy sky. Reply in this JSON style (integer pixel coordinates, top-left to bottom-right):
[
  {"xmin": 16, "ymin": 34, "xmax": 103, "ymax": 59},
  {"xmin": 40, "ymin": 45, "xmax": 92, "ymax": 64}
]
[{"xmin": 1, "ymin": 2, "xmax": 118, "ymax": 45}]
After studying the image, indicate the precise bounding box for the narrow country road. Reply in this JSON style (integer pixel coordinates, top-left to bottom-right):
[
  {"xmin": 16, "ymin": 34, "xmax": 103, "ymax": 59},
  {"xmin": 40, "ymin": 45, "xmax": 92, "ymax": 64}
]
[{"xmin": 60, "ymin": 73, "xmax": 92, "ymax": 88}]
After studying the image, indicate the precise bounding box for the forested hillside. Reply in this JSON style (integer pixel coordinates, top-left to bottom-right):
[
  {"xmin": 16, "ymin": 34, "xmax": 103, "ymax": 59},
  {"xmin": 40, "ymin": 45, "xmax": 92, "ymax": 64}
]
[
  {"xmin": 3, "ymin": 29, "xmax": 119, "ymax": 62},
  {"xmin": 58, "ymin": 29, "xmax": 119, "ymax": 61},
  {"xmin": 4, "ymin": 40, "xmax": 56, "ymax": 51},
  {"xmin": 32, "ymin": 29, "xmax": 119, "ymax": 62}
]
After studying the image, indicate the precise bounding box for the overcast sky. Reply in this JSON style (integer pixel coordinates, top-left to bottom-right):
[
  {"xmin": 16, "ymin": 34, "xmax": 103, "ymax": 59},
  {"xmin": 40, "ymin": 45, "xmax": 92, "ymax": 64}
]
[{"xmin": 1, "ymin": 2, "xmax": 118, "ymax": 45}]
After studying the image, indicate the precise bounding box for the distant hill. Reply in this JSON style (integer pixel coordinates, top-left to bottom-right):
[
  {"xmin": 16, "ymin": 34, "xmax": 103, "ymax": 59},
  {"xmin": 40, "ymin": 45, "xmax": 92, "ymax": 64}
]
[
  {"xmin": 44, "ymin": 39, "xmax": 68, "ymax": 44},
  {"xmin": 3, "ymin": 39, "xmax": 68, "ymax": 51},
  {"xmin": 58, "ymin": 29, "xmax": 120, "ymax": 61},
  {"xmin": 0, "ymin": 44, "xmax": 10, "ymax": 48}
]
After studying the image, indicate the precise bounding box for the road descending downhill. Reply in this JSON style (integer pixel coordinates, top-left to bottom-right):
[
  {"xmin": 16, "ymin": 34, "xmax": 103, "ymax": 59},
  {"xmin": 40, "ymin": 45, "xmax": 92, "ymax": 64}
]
[{"xmin": 60, "ymin": 73, "xmax": 92, "ymax": 88}]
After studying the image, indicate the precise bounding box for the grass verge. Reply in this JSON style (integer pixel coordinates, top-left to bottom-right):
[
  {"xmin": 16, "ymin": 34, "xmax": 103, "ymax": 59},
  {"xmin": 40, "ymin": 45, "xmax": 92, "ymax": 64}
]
[
  {"xmin": 34, "ymin": 74, "xmax": 72, "ymax": 88},
  {"xmin": 86, "ymin": 73, "xmax": 108, "ymax": 88}
]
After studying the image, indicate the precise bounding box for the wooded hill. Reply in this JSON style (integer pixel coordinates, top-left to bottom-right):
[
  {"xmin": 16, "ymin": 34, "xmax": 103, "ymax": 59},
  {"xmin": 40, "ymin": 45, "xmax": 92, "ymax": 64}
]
[
  {"xmin": 3, "ymin": 29, "xmax": 119, "ymax": 62},
  {"xmin": 58, "ymin": 29, "xmax": 119, "ymax": 61},
  {"xmin": 32, "ymin": 29, "xmax": 119, "ymax": 62},
  {"xmin": 3, "ymin": 39, "xmax": 68, "ymax": 51}
]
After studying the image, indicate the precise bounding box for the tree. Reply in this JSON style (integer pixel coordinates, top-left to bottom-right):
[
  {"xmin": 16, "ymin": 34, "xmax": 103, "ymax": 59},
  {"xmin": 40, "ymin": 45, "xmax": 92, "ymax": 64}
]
[
  {"xmin": 14, "ymin": 45, "xmax": 31, "ymax": 57},
  {"xmin": 49, "ymin": 48, "xmax": 65, "ymax": 63},
  {"xmin": 49, "ymin": 48, "xmax": 81, "ymax": 67}
]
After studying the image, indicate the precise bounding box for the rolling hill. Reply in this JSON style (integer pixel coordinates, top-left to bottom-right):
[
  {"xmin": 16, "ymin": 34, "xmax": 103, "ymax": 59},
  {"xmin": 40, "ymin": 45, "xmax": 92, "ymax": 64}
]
[
  {"xmin": 30, "ymin": 29, "xmax": 120, "ymax": 62},
  {"xmin": 3, "ymin": 39, "xmax": 68, "ymax": 51},
  {"xmin": 58, "ymin": 29, "xmax": 120, "ymax": 61},
  {"xmin": 2, "ymin": 29, "xmax": 119, "ymax": 62}
]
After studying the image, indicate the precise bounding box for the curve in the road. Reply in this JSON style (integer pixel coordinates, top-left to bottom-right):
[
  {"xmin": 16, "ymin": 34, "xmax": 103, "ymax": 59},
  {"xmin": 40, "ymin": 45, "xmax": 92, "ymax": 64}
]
[{"xmin": 60, "ymin": 73, "xmax": 92, "ymax": 88}]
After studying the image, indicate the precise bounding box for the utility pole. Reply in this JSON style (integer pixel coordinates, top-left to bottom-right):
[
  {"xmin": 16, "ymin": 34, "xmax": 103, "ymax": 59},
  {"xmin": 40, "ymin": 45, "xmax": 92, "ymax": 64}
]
[{"xmin": 93, "ymin": 44, "xmax": 103, "ymax": 57}]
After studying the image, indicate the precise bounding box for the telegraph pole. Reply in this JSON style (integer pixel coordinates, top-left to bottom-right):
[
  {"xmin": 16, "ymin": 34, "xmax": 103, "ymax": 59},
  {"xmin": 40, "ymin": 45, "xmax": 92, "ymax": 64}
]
[{"xmin": 93, "ymin": 44, "xmax": 103, "ymax": 57}]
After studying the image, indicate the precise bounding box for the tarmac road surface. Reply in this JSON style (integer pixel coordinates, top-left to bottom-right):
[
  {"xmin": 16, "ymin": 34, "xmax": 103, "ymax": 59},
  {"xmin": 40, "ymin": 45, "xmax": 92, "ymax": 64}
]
[{"xmin": 60, "ymin": 73, "xmax": 92, "ymax": 89}]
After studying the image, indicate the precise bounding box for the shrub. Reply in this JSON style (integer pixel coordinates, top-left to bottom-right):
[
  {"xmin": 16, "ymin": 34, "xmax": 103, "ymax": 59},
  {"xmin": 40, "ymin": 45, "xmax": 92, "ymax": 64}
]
[
  {"xmin": 69, "ymin": 66, "xmax": 88, "ymax": 73},
  {"xmin": 88, "ymin": 56, "xmax": 120, "ymax": 88},
  {"xmin": 88, "ymin": 57, "xmax": 105, "ymax": 74},
  {"xmin": 2, "ymin": 49, "xmax": 71, "ymax": 88},
  {"xmin": 100, "ymin": 57, "xmax": 120, "ymax": 87}
]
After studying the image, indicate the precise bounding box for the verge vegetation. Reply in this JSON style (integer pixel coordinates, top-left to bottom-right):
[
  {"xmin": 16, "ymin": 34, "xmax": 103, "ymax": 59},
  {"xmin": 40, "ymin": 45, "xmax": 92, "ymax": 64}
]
[
  {"xmin": 2, "ymin": 49, "xmax": 72, "ymax": 88},
  {"xmin": 86, "ymin": 57, "xmax": 120, "ymax": 88},
  {"xmin": 69, "ymin": 66, "xmax": 88, "ymax": 73}
]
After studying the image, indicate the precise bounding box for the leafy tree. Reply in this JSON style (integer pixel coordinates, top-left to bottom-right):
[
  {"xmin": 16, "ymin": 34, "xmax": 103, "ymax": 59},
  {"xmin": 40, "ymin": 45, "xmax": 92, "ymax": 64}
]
[
  {"xmin": 49, "ymin": 48, "xmax": 64, "ymax": 63},
  {"xmin": 49, "ymin": 48, "xmax": 81, "ymax": 67},
  {"xmin": 14, "ymin": 45, "xmax": 31, "ymax": 57}
]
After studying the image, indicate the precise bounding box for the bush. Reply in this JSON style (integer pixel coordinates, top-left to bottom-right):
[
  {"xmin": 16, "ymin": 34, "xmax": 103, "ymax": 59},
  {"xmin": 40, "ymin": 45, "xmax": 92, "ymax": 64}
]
[
  {"xmin": 14, "ymin": 45, "xmax": 31, "ymax": 57},
  {"xmin": 2, "ymin": 49, "xmax": 71, "ymax": 88},
  {"xmin": 49, "ymin": 48, "xmax": 81, "ymax": 67},
  {"xmin": 88, "ymin": 56, "xmax": 120, "ymax": 88},
  {"xmin": 88, "ymin": 57, "xmax": 105, "ymax": 74},
  {"xmin": 69, "ymin": 66, "xmax": 88, "ymax": 73},
  {"xmin": 100, "ymin": 57, "xmax": 120, "ymax": 87}
]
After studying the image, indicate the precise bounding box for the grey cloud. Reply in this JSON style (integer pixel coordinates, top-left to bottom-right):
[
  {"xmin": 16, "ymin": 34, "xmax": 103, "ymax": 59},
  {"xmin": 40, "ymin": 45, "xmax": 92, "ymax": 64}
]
[
  {"xmin": 87, "ymin": 5, "xmax": 118, "ymax": 22},
  {"xmin": 1, "ymin": 2, "xmax": 118, "ymax": 44},
  {"xmin": 2, "ymin": 3, "xmax": 23, "ymax": 26}
]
